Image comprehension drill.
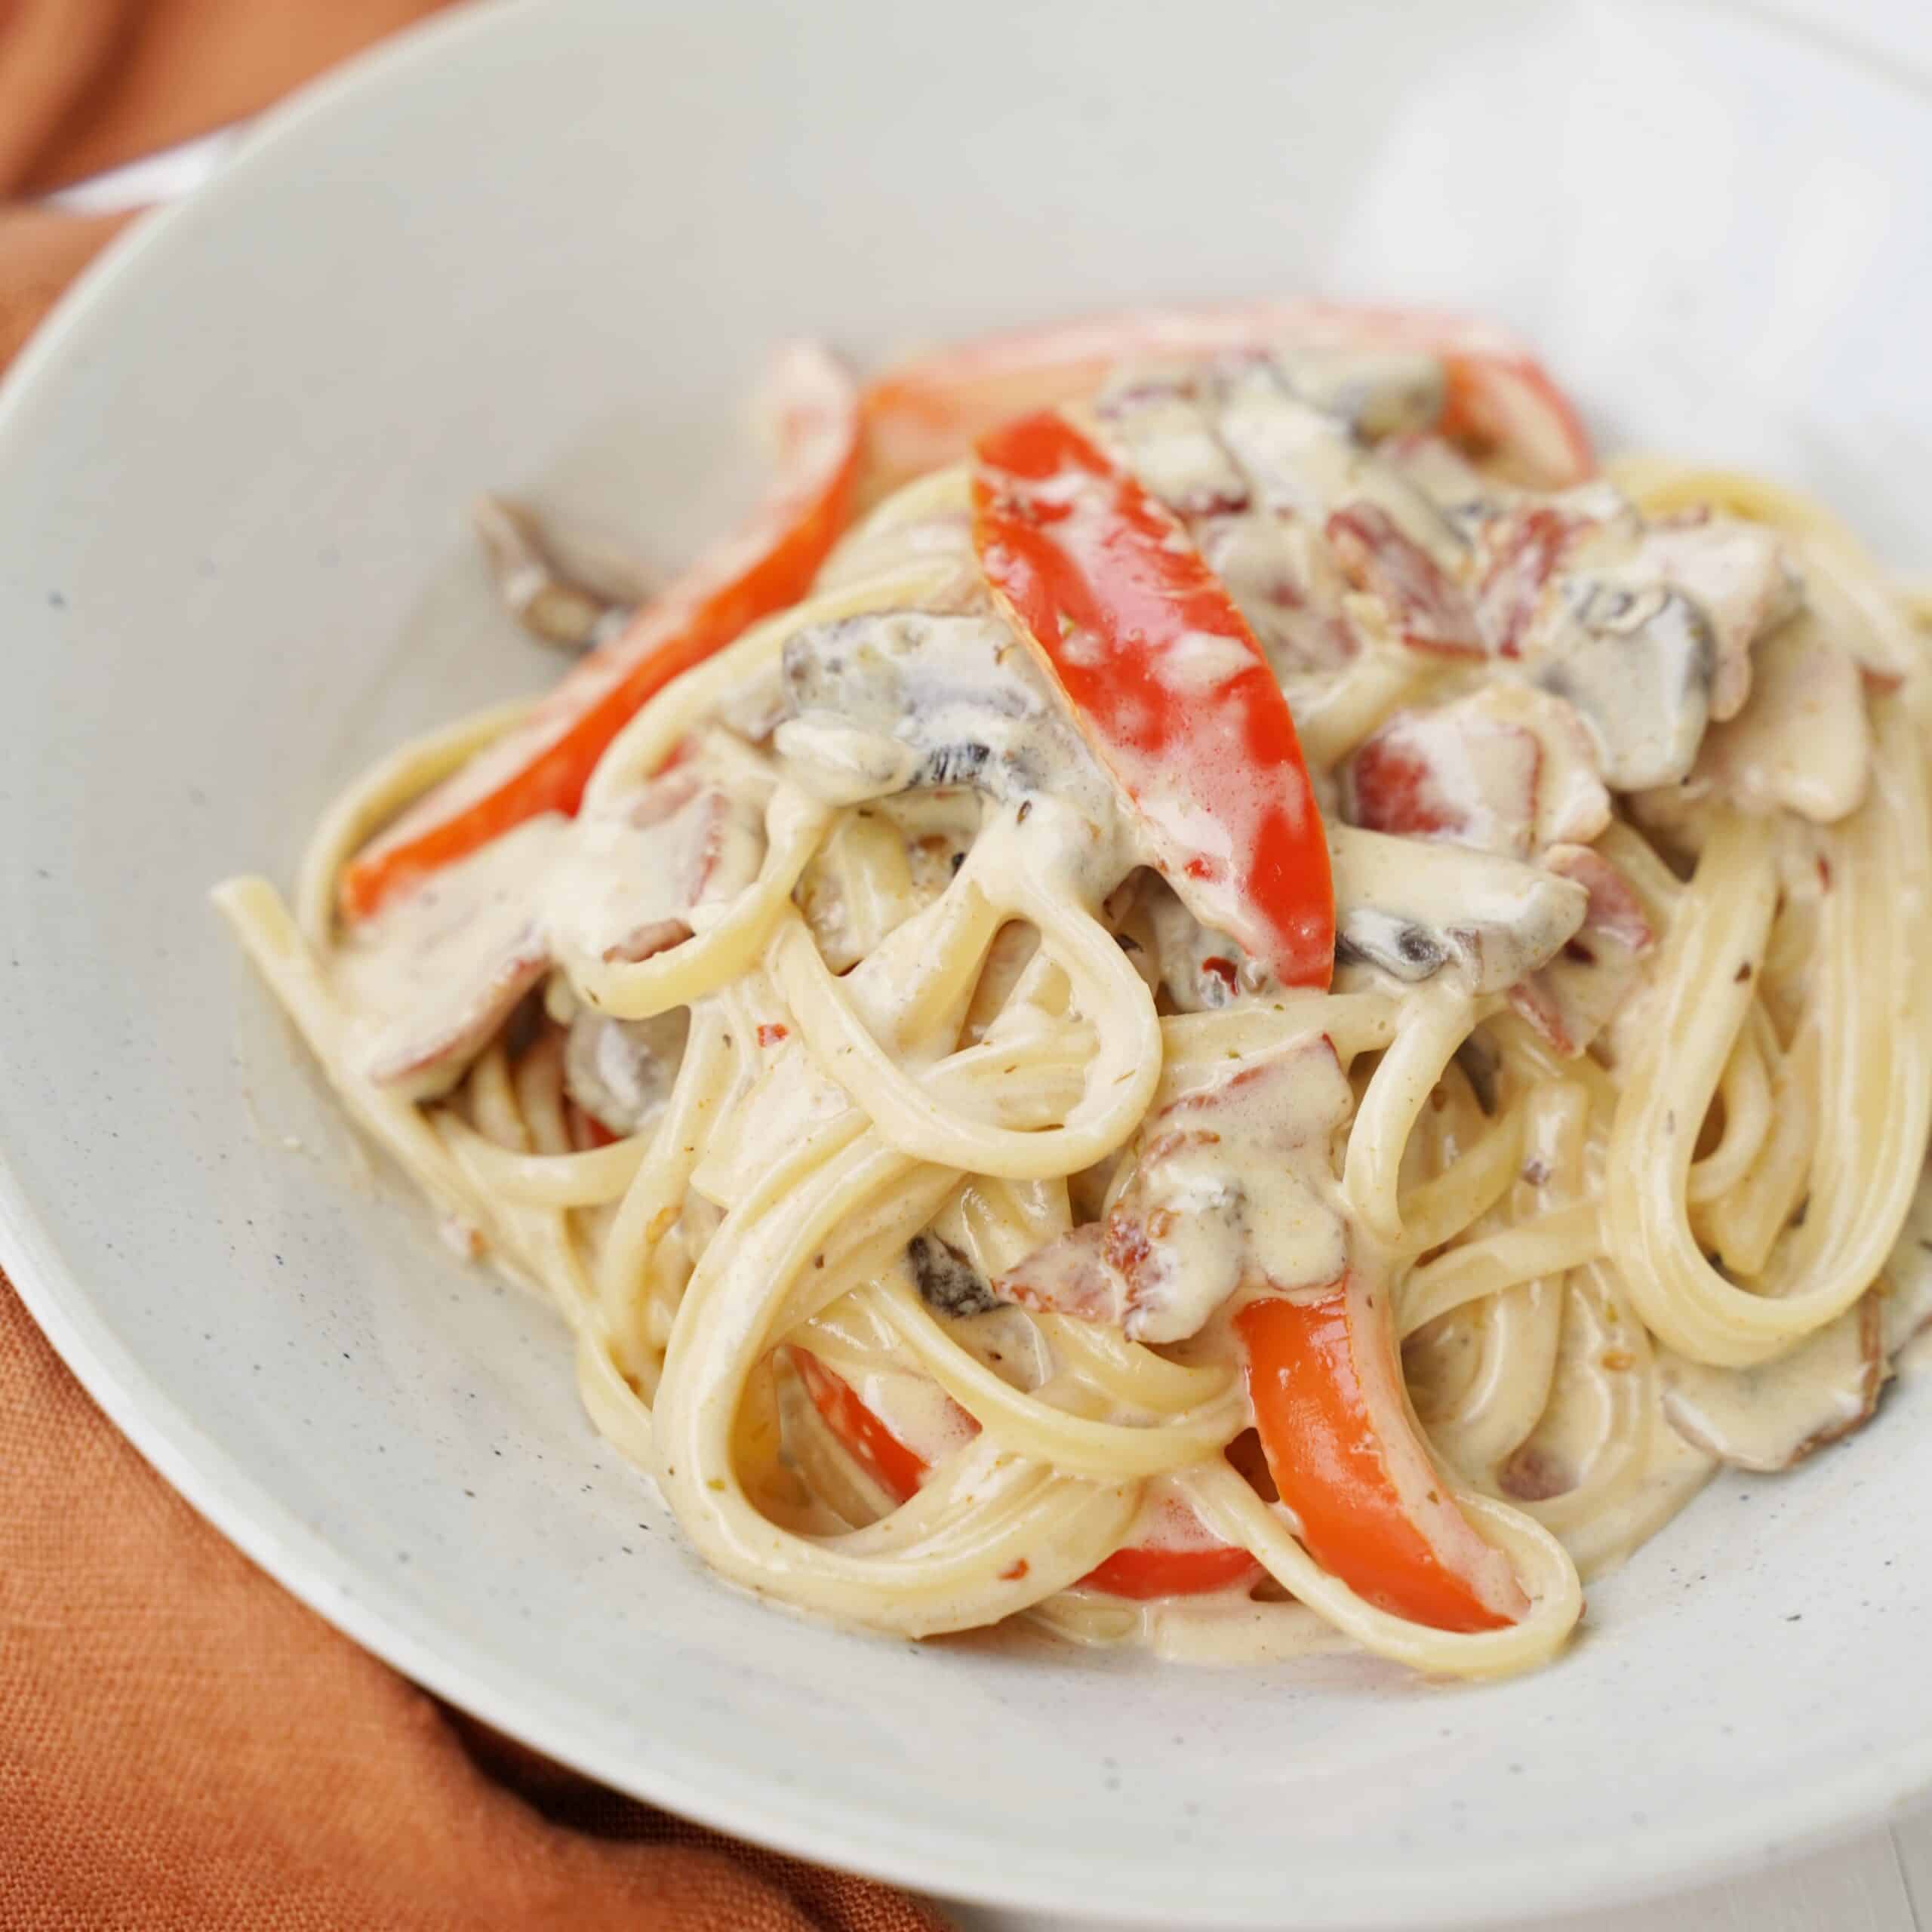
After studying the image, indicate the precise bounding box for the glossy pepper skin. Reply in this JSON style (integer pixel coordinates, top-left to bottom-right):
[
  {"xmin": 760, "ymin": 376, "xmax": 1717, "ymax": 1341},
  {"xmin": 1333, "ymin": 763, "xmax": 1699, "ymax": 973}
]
[
  {"xmin": 789, "ymin": 1348, "xmax": 1260, "ymax": 1601},
  {"xmin": 1238, "ymin": 1279, "xmax": 1527, "ymax": 1632},
  {"xmin": 974, "ymin": 408, "xmax": 1334, "ymax": 989},
  {"xmin": 861, "ymin": 300, "xmax": 1594, "ymax": 494}
]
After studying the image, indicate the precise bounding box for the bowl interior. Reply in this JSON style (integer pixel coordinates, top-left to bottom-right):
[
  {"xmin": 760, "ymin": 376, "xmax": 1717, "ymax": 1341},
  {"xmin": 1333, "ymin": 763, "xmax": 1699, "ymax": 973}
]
[{"xmin": 2, "ymin": 2, "xmax": 1930, "ymax": 1924}]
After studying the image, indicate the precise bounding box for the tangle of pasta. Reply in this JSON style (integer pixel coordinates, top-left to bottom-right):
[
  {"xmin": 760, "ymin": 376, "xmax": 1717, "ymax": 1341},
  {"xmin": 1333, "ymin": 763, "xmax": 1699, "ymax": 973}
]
[{"xmin": 215, "ymin": 307, "xmax": 1932, "ymax": 1679}]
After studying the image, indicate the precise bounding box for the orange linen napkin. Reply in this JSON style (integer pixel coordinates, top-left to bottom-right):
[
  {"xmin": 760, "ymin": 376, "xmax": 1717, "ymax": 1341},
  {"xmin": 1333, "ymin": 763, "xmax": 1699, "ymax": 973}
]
[{"xmin": 0, "ymin": 8, "xmax": 950, "ymax": 1927}]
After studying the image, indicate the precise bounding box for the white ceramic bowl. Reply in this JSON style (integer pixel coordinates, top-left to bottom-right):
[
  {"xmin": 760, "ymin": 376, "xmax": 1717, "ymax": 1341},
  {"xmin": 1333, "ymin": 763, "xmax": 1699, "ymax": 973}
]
[{"xmin": 4, "ymin": 2, "xmax": 1930, "ymax": 1924}]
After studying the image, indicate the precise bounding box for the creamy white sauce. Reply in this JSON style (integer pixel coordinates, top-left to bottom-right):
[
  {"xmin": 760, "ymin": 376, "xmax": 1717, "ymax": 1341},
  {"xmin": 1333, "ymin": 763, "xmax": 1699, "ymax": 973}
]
[
  {"xmin": 1678, "ymin": 610, "xmax": 1871, "ymax": 825},
  {"xmin": 1211, "ymin": 359, "xmax": 1463, "ymax": 570},
  {"xmin": 1327, "ymin": 823, "xmax": 1588, "ymax": 992},
  {"xmin": 547, "ymin": 757, "xmax": 768, "ymax": 968},
  {"xmin": 1659, "ymin": 1298, "xmax": 1882, "ymax": 1472},
  {"xmin": 335, "ymin": 814, "xmax": 568, "ymax": 1099},
  {"xmin": 998, "ymin": 1037, "xmax": 1352, "ymax": 1343},
  {"xmin": 314, "ymin": 333, "xmax": 1909, "ymax": 1663}
]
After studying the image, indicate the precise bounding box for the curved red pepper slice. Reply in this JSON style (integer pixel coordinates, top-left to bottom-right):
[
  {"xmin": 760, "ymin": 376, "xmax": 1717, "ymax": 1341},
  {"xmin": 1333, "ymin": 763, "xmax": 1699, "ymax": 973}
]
[
  {"xmin": 1438, "ymin": 350, "xmax": 1593, "ymax": 494},
  {"xmin": 1078, "ymin": 1541, "xmax": 1263, "ymax": 1601},
  {"xmin": 787, "ymin": 1346, "xmax": 931, "ymax": 1506},
  {"xmin": 973, "ymin": 409, "xmax": 1333, "ymax": 989},
  {"xmin": 863, "ymin": 302, "xmax": 1592, "ymax": 491},
  {"xmin": 340, "ymin": 343, "xmax": 860, "ymax": 921},
  {"xmin": 786, "ymin": 1347, "xmax": 1260, "ymax": 1601},
  {"xmin": 1238, "ymin": 1277, "xmax": 1527, "ymax": 1633}
]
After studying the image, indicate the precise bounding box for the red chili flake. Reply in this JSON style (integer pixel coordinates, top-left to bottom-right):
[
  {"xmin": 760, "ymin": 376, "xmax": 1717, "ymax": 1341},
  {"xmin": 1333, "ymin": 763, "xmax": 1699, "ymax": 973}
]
[
  {"xmin": 1001, "ymin": 1558, "xmax": 1031, "ymax": 1581},
  {"xmin": 756, "ymin": 1023, "xmax": 790, "ymax": 1048},
  {"xmin": 1201, "ymin": 955, "xmax": 1238, "ymax": 992}
]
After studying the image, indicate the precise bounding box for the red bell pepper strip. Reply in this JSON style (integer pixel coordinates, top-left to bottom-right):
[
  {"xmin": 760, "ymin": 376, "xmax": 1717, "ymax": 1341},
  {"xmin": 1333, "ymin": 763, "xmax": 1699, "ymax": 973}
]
[
  {"xmin": 788, "ymin": 1345, "xmax": 931, "ymax": 1506},
  {"xmin": 571, "ymin": 1106, "xmax": 623, "ymax": 1151},
  {"xmin": 973, "ymin": 409, "xmax": 1334, "ymax": 989},
  {"xmin": 1078, "ymin": 1540, "xmax": 1263, "ymax": 1602},
  {"xmin": 339, "ymin": 343, "xmax": 861, "ymax": 921},
  {"xmin": 786, "ymin": 1346, "xmax": 1260, "ymax": 1601},
  {"xmin": 1437, "ymin": 351, "xmax": 1594, "ymax": 494},
  {"xmin": 1237, "ymin": 1277, "xmax": 1528, "ymax": 1632},
  {"xmin": 863, "ymin": 302, "xmax": 1592, "ymax": 491}
]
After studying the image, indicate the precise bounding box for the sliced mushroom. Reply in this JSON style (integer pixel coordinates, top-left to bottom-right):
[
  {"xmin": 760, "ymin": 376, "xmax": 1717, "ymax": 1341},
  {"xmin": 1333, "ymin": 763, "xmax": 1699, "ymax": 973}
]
[
  {"xmin": 777, "ymin": 610, "xmax": 1092, "ymax": 810},
  {"xmin": 1327, "ymin": 823, "xmax": 1589, "ymax": 992},
  {"xmin": 1093, "ymin": 370, "xmax": 1250, "ymax": 516},
  {"xmin": 1660, "ymin": 1294, "xmax": 1884, "ymax": 1472},
  {"xmin": 1380, "ymin": 432, "xmax": 1511, "ymax": 537},
  {"xmin": 1209, "ymin": 358, "xmax": 1463, "ymax": 568},
  {"xmin": 1506, "ymin": 844, "xmax": 1656, "ymax": 1057},
  {"xmin": 1877, "ymin": 1159, "xmax": 1932, "ymax": 1358},
  {"xmin": 1672, "ymin": 609, "xmax": 1872, "ymax": 826},
  {"xmin": 1635, "ymin": 515, "xmax": 1798, "ymax": 722},
  {"xmin": 1528, "ymin": 572, "xmax": 1714, "ymax": 790},
  {"xmin": 995, "ymin": 1038, "xmax": 1352, "ymax": 1343},
  {"xmin": 1269, "ymin": 344, "xmax": 1447, "ymax": 441},
  {"xmin": 337, "ymin": 814, "xmax": 570, "ymax": 1101},
  {"xmin": 562, "ymin": 1004, "xmax": 690, "ymax": 1137},
  {"xmin": 1099, "ymin": 870, "xmax": 1271, "ymax": 1014},
  {"xmin": 906, "ymin": 1231, "xmax": 1002, "ymax": 1318},
  {"xmin": 471, "ymin": 494, "xmax": 647, "ymax": 651}
]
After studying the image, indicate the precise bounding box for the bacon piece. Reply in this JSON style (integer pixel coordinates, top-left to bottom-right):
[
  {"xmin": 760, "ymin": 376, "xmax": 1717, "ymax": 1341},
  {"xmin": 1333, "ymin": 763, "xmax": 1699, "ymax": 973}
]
[
  {"xmin": 1326, "ymin": 502, "xmax": 1483, "ymax": 657},
  {"xmin": 1344, "ymin": 687, "xmax": 1611, "ymax": 860},
  {"xmin": 997, "ymin": 1222, "xmax": 1124, "ymax": 1327},
  {"xmin": 1345, "ymin": 709, "xmax": 1543, "ymax": 860},
  {"xmin": 1475, "ymin": 505, "xmax": 1576, "ymax": 657},
  {"xmin": 995, "ymin": 1040, "xmax": 1352, "ymax": 1344},
  {"xmin": 1660, "ymin": 1294, "xmax": 1884, "ymax": 1472},
  {"xmin": 545, "ymin": 758, "xmax": 764, "ymax": 969},
  {"xmin": 1506, "ymin": 845, "xmax": 1655, "ymax": 1056},
  {"xmin": 340, "ymin": 815, "xmax": 568, "ymax": 1101}
]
